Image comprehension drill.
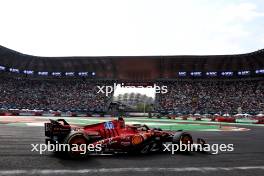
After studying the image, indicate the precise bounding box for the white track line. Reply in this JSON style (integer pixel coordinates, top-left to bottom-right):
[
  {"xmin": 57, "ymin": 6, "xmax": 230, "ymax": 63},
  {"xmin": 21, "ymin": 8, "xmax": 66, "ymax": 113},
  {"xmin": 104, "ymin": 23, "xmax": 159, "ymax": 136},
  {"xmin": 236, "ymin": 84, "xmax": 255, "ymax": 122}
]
[{"xmin": 0, "ymin": 166, "xmax": 264, "ymax": 175}]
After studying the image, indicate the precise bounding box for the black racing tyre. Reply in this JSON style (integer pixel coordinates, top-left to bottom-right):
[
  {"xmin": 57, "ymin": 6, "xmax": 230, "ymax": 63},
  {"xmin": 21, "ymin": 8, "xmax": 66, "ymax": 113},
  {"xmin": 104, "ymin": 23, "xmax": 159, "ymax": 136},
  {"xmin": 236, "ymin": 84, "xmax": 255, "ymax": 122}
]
[
  {"xmin": 172, "ymin": 132, "xmax": 193, "ymax": 152},
  {"xmin": 65, "ymin": 134, "xmax": 89, "ymax": 159},
  {"xmin": 173, "ymin": 132, "xmax": 193, "ymax": 144}
]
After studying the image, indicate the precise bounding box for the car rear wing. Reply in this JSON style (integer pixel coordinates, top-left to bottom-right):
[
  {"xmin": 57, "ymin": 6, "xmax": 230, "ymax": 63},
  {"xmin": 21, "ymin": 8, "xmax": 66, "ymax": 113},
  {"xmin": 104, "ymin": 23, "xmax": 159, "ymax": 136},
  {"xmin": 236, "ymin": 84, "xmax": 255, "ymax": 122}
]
[{"xmin": 45, "ymin": 119, "xmax": 71, "ymax": 138}]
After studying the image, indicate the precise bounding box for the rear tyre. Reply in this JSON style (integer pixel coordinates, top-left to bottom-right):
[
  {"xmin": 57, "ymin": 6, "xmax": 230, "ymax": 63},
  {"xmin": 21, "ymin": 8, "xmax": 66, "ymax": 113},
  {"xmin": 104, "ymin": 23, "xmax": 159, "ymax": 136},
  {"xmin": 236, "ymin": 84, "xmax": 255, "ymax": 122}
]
[{"xmin": 66, "ymin": 134, "xmax": 89, "ymax": 159}]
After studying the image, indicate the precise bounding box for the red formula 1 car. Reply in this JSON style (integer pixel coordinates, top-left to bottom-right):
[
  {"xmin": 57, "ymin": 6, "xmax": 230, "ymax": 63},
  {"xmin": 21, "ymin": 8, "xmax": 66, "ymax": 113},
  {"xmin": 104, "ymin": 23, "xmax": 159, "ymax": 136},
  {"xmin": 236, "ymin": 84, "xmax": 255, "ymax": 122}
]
[
  {"xmin": 45, "ymin": 118, "xmax": 205, "ymax": 158},
  {"xmin": 255, "ymin": 117, "xmax": 264, "ymax": 124},
  {"xmin": 215, "ymin": 116, "xmax": 236, "ymax": 123}
]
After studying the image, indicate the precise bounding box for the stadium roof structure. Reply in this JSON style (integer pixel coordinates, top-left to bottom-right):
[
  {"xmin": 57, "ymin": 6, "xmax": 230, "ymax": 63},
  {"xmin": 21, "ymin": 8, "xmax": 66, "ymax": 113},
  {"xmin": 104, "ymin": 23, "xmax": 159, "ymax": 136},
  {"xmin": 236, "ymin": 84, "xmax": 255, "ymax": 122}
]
[{"xmin": 0, "ymin": 45, "xmax": 264, "ymax": 80}]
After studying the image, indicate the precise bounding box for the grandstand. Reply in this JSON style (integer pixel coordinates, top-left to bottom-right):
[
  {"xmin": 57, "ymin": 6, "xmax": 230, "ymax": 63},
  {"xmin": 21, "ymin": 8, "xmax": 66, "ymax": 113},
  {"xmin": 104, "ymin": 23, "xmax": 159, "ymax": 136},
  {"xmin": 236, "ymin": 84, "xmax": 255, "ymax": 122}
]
[
  {"xmin": 0, "ymin": 77, "xmax": 113, "ymax": 112},
  {"xmin": 155, "ymin": 79, "xmax": 264, "ymax": 115},
  {"xmin": 0, "ymin": 45, "xmax": 264, "ymax": 115}
]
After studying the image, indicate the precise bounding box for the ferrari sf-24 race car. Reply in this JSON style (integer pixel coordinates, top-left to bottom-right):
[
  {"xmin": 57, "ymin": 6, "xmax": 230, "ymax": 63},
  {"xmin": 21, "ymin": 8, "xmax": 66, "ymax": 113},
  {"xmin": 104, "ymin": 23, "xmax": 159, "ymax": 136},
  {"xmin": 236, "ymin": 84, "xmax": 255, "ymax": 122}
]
[{"xmin": 45, "ymin": 118, "xmax": 206, "ymax": 158}]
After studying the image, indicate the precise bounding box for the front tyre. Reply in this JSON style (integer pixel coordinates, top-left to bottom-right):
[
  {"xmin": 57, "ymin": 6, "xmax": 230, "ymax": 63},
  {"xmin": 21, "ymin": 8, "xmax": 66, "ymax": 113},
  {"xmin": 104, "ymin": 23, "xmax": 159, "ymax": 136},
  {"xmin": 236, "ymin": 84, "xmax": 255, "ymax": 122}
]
[{"xmin": 172, "ymin": 132, "xmax": 193, "ymax": 152}]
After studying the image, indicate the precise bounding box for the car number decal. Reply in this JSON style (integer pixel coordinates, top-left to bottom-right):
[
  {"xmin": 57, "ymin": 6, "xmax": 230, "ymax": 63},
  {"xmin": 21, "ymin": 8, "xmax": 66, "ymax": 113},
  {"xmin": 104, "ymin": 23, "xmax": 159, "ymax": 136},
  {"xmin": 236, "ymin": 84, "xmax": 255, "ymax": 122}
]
[{"xmin": 104, "ymin": 121, "xmax": 114, "ymax": 129}]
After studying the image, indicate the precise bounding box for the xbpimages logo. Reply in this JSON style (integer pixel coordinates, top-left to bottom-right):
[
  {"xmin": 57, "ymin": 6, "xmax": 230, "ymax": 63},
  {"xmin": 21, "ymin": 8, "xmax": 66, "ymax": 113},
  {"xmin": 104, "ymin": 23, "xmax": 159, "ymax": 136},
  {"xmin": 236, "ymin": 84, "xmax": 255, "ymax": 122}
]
[{"xmin": 97, "ymin": 83, "xmax": 168, "ymax": 97}]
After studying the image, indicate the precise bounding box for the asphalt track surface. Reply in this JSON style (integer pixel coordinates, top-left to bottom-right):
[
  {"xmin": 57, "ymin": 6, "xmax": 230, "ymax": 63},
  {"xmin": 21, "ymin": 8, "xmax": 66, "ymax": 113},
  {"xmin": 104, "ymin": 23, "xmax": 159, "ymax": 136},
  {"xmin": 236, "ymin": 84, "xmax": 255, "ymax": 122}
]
[{"xmin": 0, "ymin": 123, "xmax": 264, "ymax": 176}]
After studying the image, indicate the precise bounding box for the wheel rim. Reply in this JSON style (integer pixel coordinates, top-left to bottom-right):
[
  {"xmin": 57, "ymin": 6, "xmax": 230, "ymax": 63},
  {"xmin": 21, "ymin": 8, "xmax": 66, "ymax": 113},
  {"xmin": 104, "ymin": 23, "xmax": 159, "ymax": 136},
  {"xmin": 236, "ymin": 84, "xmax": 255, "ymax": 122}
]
[
  {"xmin": 181, "ymin": 135, "xmax": 193, "ymax": 145},
  {"xmin": 69, "ymin": 136, "xmax": 87, "ymax": 157}
]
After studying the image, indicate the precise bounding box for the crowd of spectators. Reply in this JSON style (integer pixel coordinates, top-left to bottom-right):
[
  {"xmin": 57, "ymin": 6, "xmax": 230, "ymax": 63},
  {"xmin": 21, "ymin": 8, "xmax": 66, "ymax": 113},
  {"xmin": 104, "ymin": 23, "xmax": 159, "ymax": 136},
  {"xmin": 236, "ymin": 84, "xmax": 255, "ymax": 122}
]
[
  {"xmin": 155, "ymin": 79, "xmax": 264, "ymax": 115},
  {"xmin": 0, "ymin": 77, "xmax": 113, "ymax": 112},
  {"xmin": 1, "ymin": 76, "xmax": 264, "ymax": 115}
]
